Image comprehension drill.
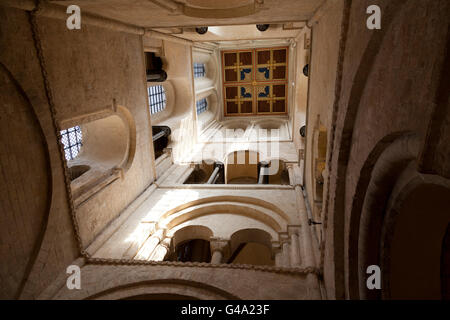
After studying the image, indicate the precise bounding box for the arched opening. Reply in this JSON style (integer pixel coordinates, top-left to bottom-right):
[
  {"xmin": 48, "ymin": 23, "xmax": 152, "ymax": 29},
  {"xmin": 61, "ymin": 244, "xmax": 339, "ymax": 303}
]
[
  {"xmin": 388, "ymin": 184, "xmax": 450, "ymax": 299},
  {"xmin": 193, "ymin": 47, "xmax": 219, "ymax": 132},
  {"xmin": 165, "ymin": 225, "xmax": 213, "ymax": 263},
  {"xmin": 225, "ymin": 150, "xmax": 260, "ymax": 184},
  {"xmin": 227, "ymin": 229, "xmax": 274, "ymax": 266},
  {"xmin": 263, "ymin": 159, "xmax": 290, "ymax": 185},
  {"xmin": 170, "ymin": 239, "xmax": 211, "ymax": 263},
  {"xmin": 183, "ymin": 160, "xmax": 224, "ymax": 184},
  {"xmin": 61, "ymin": 108, "xmax": 136, "ymax": 207}
]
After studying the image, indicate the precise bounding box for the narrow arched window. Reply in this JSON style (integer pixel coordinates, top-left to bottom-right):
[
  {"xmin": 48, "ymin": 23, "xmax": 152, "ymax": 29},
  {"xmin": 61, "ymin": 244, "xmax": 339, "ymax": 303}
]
[
  {"xmin": 196, "ymin": 98, "xmax": 208, "ymax": 114},
  {"xmin": 148, "ymin": 85, "xmax": 166, "ymax": 114},
  {"xmin": 193, "ymin": 63, "xmax": 206, "ymax": 78},
  {"xmin": 60, "ymin": 126, "xmax": 82, "ymax": 160}
]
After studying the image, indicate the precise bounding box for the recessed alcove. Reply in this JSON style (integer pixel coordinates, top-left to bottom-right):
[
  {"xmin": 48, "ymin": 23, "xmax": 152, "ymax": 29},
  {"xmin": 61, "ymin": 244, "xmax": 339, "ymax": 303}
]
[{"xmin": 61, "ymin": 107, "xmax": 136, "ymax": 207}]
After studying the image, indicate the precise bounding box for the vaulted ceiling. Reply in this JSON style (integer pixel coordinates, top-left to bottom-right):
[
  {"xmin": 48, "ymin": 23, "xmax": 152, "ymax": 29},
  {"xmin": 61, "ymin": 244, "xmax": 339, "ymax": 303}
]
[{"xmin": 50, "ymin": 0, "xmax": 324, "ymax": 28}]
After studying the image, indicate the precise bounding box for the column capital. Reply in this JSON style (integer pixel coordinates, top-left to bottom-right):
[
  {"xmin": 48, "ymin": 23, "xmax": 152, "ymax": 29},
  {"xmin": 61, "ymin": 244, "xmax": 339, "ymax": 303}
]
[
  {"xmin": 209, "ymin": 238, "xmax": 229, "ymax": 254},
  {"xmin": 285, "ymin": 162, "xmax": 296, "ymax": 170}
]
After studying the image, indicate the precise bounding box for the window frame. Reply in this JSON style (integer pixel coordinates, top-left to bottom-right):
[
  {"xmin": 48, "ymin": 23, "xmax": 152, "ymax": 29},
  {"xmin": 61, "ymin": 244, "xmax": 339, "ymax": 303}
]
[
  {"xmin": 193, "ymin": 63, "xmax": 206, "ymax": 78},
  {"xmin": 60, "ymin": 125, "xmax": 83, "ymax": 161},
  {"xmin": 196, "ymin": 98, "xmax": 208, "ymax": 115},
  {"xmin": 148, "ymin": 85, "xmax": 167, "ymax": 115}
]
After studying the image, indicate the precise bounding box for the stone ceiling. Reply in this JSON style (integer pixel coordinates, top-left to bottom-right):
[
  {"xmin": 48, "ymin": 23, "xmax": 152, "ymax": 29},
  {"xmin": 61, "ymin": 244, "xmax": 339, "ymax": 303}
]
[{"xmin": 50, "ymin": 0, "xmax": 324, "ymax": 28}]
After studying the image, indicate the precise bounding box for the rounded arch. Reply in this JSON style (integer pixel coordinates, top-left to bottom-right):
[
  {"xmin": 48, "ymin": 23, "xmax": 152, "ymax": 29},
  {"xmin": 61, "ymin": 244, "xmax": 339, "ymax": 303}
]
[
  {"xmin": 325, "ymin": 0, "xmax": 409, "ymax": 299},
  {"xmin": 380, "ymin": 174, "xmax": 450, "ymax": 299},
  {"xmin": 228, "ymin": 228, "xmax": 275, "ymax": 266},
  {"xmin": 169, "ymin": 225, "xmax": 214, "ymax": 248},
  {"xmin": 225, "ymin": 150, "xmax": 260, "ymax": 184},
  {"xmin": 0, "ymin": 62, "xmax": 52, "ymax": 299},
  {"xmin": 264, "ymin": 158, "xmax": 290, "ymax": 185},
  {"xmin": 157, "ymin": 196, "xmax": 291, "ymax": 235},
  {"xmin": 347, "ymin": 132, "xmax": 419, "ymax": 299},
  {"xmin": 85, "ymin": 279, "xmax": 240, "ymax": 300},
  {"xmin": 148, "ymin": 80, "xmax": 176, "ymax": 125},
  {"xmin": 229, "ymin": 228, "xmax": 273, "ymax": 254}
]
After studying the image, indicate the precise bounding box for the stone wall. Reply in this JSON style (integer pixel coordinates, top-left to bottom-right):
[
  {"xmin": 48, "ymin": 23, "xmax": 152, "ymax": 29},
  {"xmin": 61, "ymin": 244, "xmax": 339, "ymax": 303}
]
[
  {"xmin": 320, "ymin": 0, "xmax": 450, "ymax": 299},
  {"xmin": 0, "ymin": 6, "xmax": 155, "ymax": 298}
]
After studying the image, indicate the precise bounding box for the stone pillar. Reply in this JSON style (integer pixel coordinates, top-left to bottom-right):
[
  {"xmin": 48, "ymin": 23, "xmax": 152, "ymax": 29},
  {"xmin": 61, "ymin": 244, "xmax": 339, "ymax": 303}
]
[
  {"xmin": 257, "ymin": 161, "xmax": 270, "ymax": 184},
  {"xmin": 293, "ymin": 183, "xmax": 321, "ymax": 298},
  {"xmin": 275, "ymin": 251, "xmax": 283, "ymax": 266},
  {"xmin": 287, "ymin": 164, "xmax": 296, "ymax": 186},
  {"xmin": 207, "ymin": 166, "xmax": 220, "ymax": 184},
  {"xmin": 206, "ymin": 162, "xmax": 224, "ymax": 184},
  {"xmin": 133, "ymin": 228, "xmax": 165, "ymax": 260},
  {"xmin": 281, "ymin": 240, "xmax": 291, "ymax": 267},
  {"xmin": 210, "ymin": 239, "xmax": 229, "ymax": 264},
  {"xmin": 290, "ymin": 230, "xmax": 302, "ymax": 267},
  {"xmin": 272, "ymin": 243, "xmax": 283, "ymax": 267},
  {"xmin": 295, "ymin": 186, "xmax": 316, "ymax": 268},
  {"xmin": 150, "ymin": 237, "xmax": 171, "ymax": 261},
  {"xmin": 122, "ymin": 222, "xmax": 157, "ymax": 259}
]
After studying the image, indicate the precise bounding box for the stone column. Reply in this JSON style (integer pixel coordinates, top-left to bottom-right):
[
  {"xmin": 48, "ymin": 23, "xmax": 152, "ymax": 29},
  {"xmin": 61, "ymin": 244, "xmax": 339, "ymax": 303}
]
[
  {"xmin": 133, "ymin": 228, "xmax": 165, "ymax": 260},
  {"xmin": 206, "ymin": 162, "xmax": 224, "ymax": 184},
  {"xmin": 210, "ymin": 239, "xmax": 229, "ymax": 264},
  {"xmin": 150, "ymin": 237, "xmax": 171, "ymax": 261},
  {"xmin": 257, "ymin": 161, "xmax": 270, "ymax": 184},
  {"xmin": 122, "ymin": 222, "xmax": 157, "ymax": 259},
  {"xmin": 281, "ymin": 240, "xmax": 291, "ymax": 267},
  {"xmin": 207, "ymin": 166, "xmax": 220, "ymax": 184},
  {"xmin": 275, "ymin": 251, "xmax": 283, "ymax": 266},
  {"xmin": 293, "ymin": 180, "xmax": 321, "ymax": 298},
  {"xmin": 272, "ymin": 243, "xmax": 283, "ymax": 267},
  {"xmin": 290, "ymin": 230, "xmax": 302, "ymax": 267},
  {"xmin": 287, "ymin": 164, "xmax": 296, "ymax": 186}
]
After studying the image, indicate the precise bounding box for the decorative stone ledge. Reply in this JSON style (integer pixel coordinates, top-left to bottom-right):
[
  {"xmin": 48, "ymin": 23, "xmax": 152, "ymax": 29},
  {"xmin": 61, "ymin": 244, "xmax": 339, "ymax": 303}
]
[{"xmin": 85, "ymin": 257, "xmax": 322, "ymax": 277}]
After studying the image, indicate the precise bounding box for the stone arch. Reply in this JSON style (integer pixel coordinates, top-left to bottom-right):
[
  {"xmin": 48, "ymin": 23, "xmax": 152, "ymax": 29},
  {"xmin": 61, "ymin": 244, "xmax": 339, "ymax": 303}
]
[
  {"xmin": 166, "ymin": 225, "xmax": 213, "ymax": 263},
  {"xmin": 380, "ymin": 173, "xmax": 450, "ymax": 299},
  {"xmin": 85, "ymin": 279, "xmax": 240, "ymax": 300},
  {"xmin": 158, "ymin": 196, "xmax": 291, "ymax": 234},
  {"xmin": 346, "ymin": 131, "xmax": 450, "ymax": 299},
  {"xmin": 0, "ymin": 62, "xmax": 52, "ymax": 299},
  {"xmin": 148, "ymin": 80, "xmax": 176, "ymax": 125},
  {"xmin": 169, "ymin": 225, "xmax": 214, "ymax": 248},
  {"xmin": 346, "ymin": 132, "xmax": 419, "ymax": 299},
  {"xmin": 229, "ymin": 228, "xmax": 273, "ymax": 254},
  {"xmin": 325, "ymin": 1, "xmax": 409, "ymax": 299},
  {"xmin": 225, "ymin": 150, "xmax": 260, "ymax": 184},
  {"xmin": 228, "ymin": 228, "xmax": 275, "ymax": 265},
  {"xmin": 261, "ymin": 158, "xmax": 290, "ymax": 185},
  {"xmin": 59, "ymin": 105, "xmax": 137, "ymax": 208}
]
